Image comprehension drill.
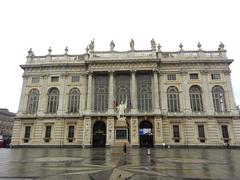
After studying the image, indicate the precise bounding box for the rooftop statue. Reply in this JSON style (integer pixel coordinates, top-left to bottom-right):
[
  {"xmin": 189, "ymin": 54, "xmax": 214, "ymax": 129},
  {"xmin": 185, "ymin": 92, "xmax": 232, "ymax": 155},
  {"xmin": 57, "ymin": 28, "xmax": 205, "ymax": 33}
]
[
  {"xmin": 110, "ymin": 40, "xmax": 115, "ymax": 51},
  {"xmin": 27, "ymin": 48, "xmax": 34, "ymax": 56},
  {"xmin": 89, "ymin": 39, "xmax": 95, "ymax": 51},
  {"xmin": 151, "ymin": 38, "xmax": 156, "ymax": 50},
  {"xmin": 130, "ymin": 38, "xmax": 135, "ymax": 51}
]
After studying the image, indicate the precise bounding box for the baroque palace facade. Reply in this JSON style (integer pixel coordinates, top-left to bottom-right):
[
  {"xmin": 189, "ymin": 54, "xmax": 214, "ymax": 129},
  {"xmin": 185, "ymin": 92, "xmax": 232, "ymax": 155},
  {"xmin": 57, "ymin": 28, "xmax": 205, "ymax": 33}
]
[{"xmin": 11, "ymin": 39, "xmax": 240, "ymax": 147}]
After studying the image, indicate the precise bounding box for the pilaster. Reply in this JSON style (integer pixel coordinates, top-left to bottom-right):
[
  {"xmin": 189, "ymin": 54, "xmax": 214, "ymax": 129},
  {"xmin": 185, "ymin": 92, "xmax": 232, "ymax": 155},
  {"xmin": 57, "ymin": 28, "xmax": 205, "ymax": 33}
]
[
  {"xmin": 108, "ymin": 71, "xmax": 114, "ymax": 114},
  {"xmin": 57, "ymin": 73, "xmax": 67, "ymax": 115},
  {"xmin": 154, "ymin": 116, "xmax": 163, "ymax": 145},
  {"xmin": 130, "ymin": 70, "xmax": 137, "ymax": 114},
  {"xmin": 153, "ymin": 70, "xmax": 161, "ymax": 114},
  {"xmin": 80, "ymin": 74, "xmax": 87, "ymax": 113},
  {"xmin": 86, "ymin": 72, "xmax": 92, "ymax": 113},
  {"xmin": 224, "ymin": 70, "xmax": 238, "ymax": 115},
  {"xmin": 38, "ymin": 74, "xmax": 49, "ymax": 116},
  {"xmin": 181, "ymin": 71, "xmax": 191, "ymax": 115},
  {"xmin": 159, "ymin": 72, "xmax": 167, "ymax": 114},
  {"xmin": 17, "ymin": 75, "xmax": 29, "ymax": 115},
  {"xmin": 201, "ymin": 71, "xmax": 214, "ymax": 115},
  {"xmin": 83, "ymin": 117, "xmax": 92, "ymax": 146},
  {"xmin": 106, "ymin": 116, "xmax": 115, "ymax": 146},
  {"xmin": 130, "ymin": 116, "xmax": 139, "ymax": 146}
]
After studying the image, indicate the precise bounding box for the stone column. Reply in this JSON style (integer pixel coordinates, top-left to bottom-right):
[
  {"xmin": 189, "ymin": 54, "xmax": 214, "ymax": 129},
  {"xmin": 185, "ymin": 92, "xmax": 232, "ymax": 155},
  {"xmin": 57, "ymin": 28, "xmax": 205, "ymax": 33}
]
[
  {"xmin": 80, "ymin": 74, "xmax": 87, "ymax": 113},
  {"xmin": 38, "ymin": 74, "xmax": 49, "ymax": 116},
  {"xmin": 130, "ymin": 117, "xmax": 139, "ymax": 146},
  {"xmin": 17, "ymin": 75, "xmax": 29, "ymax": 115},
  {"xmin": 224, "ymin": 70, "xmax": 238, "ymax": 115},
  {"xmin": 159, "ymin": 73, "xmax": 167, "ymax": 114},
  {"xmin": 82, "ymin": 117, "xmax": 92, "ymax": 146},
  {"xmin": 106, "ymin": 116, "xmax": 115, "ymax": 146},
  {"xmin": 108, "ymin": 71, "xmax": 114, "ymax": 114},
  {"xmin": 57, "ymin": 73, "xmax": 67, "ymax": 115},
  {"xmin": 154, "ymin": 116, "xmax": 163, "ymax": 145},
  {"xmin": 86, "ymin": 72, "xmax": 92, "ymax": 113},
  {"xmin": 130, "ymin": 70, "xmax": 137, "ymax": 114},
  {"xmin": 181, "ymin": 71, "xmax": 191, "ymax": 115},
  {"xmin": 153, "ymin": 70, "xmax": 161, "ymax": 114},
  {"xmin": 201, "ymin": 71, "xmax": 214, "ymax": 115}
]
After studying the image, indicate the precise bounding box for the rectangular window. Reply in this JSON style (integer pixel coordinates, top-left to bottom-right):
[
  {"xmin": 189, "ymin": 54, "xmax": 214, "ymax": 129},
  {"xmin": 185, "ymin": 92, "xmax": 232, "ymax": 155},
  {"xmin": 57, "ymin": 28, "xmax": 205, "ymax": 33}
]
[
  {"xmin": 72, "ymin": 76, "xmax": 80, "ymax": 82},
  {"xmin": 32, "ymin": 77, "xmax": 40, "ymax": 83},
  {"xmin": 24, "ymin": 126, "xmax": 31, "ymax": 143},
  {"xmin": 211, "ymin": 74, "xmax": 220, "ymax": 80},
  {"xmin": 198, "ymin": 125, "xmax": 205, "ymax": 143},
  {"xmin": 51, "ymin": 76, "xmax": 59, "ymax": 82},
  {"xmin": 173, "ymin": 125, "xmax": 180, "ymax": 143},
  {"xmin": 45, "ymin": 126, "xmax": 52, "ymax": 142},
  {"xmin": 190, "ymin": 73, "xmax": 198, "ymax": 80},
  {"xmin": 68, "ymin": 126, "xmax": 75, "ymax": 143},
  {"xmin": 221, "ymin": 125, "xmax": 229, "ymax": 143},
  {"xmin": 167, "ymin": 74, "xmax": 176, "ymax": 81}
]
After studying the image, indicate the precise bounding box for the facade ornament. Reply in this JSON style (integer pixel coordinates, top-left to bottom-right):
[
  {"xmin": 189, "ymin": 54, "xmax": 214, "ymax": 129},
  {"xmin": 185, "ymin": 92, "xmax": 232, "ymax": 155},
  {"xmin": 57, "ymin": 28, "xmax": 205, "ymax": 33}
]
[
  {"xmin": 157, "ymin": 43, "xmax": 161, "ymax": 52},
  {"xmin": 197, "ymin": 42, "xmax": 202, "ymax": 51},
  {"xmin": 218, "ymin": 42, "xmax": 225, "ymax": 51},
  {"xmin": 116, "ymin": 99, "xmax": 127, "ymax": 119},
  {"xmin": 151, "ymin": 38, "xmax": 156, "ymax": 50},
  {"xmin": 27, "ymin": 48, "xmax": 34, "ymax": 56},
  {"xmin": 179, "ymin": 43, "xmax": 183, "ymax": 51},
  {"xmin": 64, "ymin": 46, "xmax": 68, "ymax": 55},
  {"xmin": 110, "ymin": 40, "xmax": 115, "ymax": 51},
  {"xmin": 89, "ymin": 39, "xmax": 95, "ymax": 51},
  {"xmin": 130, "ymin": 38, "xmax": 135, "ymax": 51},
  {"xmin": 48, "ymin": 47, "xmax": 52, "ymax": 55}
]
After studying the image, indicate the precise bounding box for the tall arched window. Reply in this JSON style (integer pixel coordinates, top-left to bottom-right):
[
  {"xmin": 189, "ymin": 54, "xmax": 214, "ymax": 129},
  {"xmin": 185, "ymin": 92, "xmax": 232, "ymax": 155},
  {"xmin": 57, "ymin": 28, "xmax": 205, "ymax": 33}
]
[
  {"xmin": 189, "ymin": 85, "xmax": 203, "ymax": 112},
  {"xmin": 94, "ymin": 75, "xmax": 109, "ymax": 112},
  {"xmin": 68, "ymin": 88, "xmax": 80, "ymax": 113},
  {"xmin": 137, "ymin": 74, "xmax": 152, "ymax": 112},
  {"xmin": 212, "ymin": 86, "xmax": 226, "ymax": 112},
  {"xmin": 27, "ymin": 89, "xmax": 39, "ymax": 114},
  {"xmin": 116, "ymin": 74, "xmax": 130, "ymax": 110},
  {"xmin": 47, "ymin": 88, "xmax": 59, "ymax": 113},
  {"xmin": 167, "ymin": 86, "xmax": 180, "ymax": 112}
]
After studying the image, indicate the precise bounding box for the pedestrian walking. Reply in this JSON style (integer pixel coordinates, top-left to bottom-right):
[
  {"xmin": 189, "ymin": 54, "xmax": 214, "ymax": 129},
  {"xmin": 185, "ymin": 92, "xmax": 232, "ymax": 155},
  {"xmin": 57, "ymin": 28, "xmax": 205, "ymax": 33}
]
[
  {"xmin": 123, "ymin": 143, "xmax": 127, "ymax": 154},
  {"xmin": 146, "ymin": 143, "xmax": 151, "ymax": 156}
]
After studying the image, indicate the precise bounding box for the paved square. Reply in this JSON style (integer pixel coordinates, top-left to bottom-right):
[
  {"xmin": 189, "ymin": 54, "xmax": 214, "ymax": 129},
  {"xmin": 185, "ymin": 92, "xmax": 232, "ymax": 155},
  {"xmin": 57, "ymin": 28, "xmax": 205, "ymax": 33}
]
[{"xmin": 0, "ymin": 148, "xmax": 239, "ymax": 179}]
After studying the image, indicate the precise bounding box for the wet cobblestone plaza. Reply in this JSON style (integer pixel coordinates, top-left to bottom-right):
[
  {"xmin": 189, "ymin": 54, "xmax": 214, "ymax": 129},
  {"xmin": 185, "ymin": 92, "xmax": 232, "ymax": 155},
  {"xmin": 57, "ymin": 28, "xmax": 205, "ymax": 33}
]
[{"xmin": 0, "ymin": 147, "xmax": 240, "ymax": 180}]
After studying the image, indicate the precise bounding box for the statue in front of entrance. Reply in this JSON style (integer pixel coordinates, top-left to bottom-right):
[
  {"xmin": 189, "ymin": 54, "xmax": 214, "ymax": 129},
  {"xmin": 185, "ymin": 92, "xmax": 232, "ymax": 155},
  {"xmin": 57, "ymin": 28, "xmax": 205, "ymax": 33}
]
[{"xmin": 116, "ymin": 99, "xmax": 127, "ymax": 119}]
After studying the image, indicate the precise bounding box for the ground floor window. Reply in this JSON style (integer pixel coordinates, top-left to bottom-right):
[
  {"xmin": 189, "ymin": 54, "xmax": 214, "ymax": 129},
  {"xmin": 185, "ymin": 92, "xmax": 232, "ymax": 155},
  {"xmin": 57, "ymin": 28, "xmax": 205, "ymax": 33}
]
[
  {"xmin": 23, "ymin": 126, "xmax": 31, "ymax": 143},
  {"xmin": 44, "ymin": 125, "xmax": 52, "ymax": 143},
  {"xmin": 197, "ymin": 125, "xmax": 205, "ymax": 143},
  {"xmin": 221, "ymin": 125, "xmax": 229, "ymax": 143},
  {"xmin": 68, "ymin": 126, "xmax": 75, "ymax": 143},
  {"xmin": 173, "ymin": 125, "xmax": 180, "ymax": 143}
]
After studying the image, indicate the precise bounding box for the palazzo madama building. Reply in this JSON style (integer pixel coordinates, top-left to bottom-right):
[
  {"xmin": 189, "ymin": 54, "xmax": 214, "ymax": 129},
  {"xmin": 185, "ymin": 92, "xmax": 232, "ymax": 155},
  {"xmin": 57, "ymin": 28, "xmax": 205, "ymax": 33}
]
[{"xmin": 11, "ymin": 39, "xmax": 240, "ymax": 148}]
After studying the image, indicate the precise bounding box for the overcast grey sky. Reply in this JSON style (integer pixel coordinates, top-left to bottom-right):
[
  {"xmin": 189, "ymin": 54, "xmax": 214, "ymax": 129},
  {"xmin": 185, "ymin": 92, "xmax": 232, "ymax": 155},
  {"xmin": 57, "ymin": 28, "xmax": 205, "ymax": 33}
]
[{"xmin": 0, "ymin": 0, "xmax": 239, "ymax": 112}]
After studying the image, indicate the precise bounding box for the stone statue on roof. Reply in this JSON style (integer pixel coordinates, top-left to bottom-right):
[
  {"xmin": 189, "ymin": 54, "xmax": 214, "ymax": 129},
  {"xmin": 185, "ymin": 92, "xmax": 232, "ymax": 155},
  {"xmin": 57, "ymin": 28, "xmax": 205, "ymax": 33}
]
[
  {"xmin": 130, "ymin": 38, "xmax": 135, "ymax": 51},
  {"xmin": 89, "ymin": 39, "xmax": 95, "ymax": 51},
  {"xmin": 110, "ymin": 40, "xmax": 115, "ymax": 51},
  {"xmin": 151, "ymin": 38, "xmax": 156, "ymax": 50}
]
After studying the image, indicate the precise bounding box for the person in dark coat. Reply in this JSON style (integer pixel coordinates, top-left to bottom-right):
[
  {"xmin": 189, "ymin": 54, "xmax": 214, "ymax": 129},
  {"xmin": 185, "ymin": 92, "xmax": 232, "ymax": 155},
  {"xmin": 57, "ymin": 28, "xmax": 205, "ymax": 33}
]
[{"xmin": 123, "ymin": 143, "xmax": 127, "ymax": 154}]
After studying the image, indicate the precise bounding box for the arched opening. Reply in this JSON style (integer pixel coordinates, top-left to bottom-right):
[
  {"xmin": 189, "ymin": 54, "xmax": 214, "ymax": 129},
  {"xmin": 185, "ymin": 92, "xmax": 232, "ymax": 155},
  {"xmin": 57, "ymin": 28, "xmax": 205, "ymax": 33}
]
[
  {"xmin": 92, "ymin": 121, "xmax": 106, "ymax": 147},
  {"xmin": 139, "ymin": 120, "xmax": 153, "ymax": 147}
]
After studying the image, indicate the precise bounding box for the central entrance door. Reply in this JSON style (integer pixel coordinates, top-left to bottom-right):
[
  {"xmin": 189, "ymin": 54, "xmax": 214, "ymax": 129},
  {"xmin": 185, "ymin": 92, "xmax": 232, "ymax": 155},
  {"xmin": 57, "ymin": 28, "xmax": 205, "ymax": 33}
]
[
  {"xmin": 93, "ymin": 121, "xmax": 106, "ymax": 147},
  {"xmin": 139, "ymin": 120, "xmax": 153, "ymax": 147}
]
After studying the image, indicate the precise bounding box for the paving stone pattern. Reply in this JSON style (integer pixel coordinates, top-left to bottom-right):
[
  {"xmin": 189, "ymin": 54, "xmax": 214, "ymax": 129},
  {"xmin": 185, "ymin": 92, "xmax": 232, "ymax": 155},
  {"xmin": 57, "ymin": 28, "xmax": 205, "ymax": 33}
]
[{"xmin": 0, "ymin": 147, "xmax": 239, "ymax": 180}]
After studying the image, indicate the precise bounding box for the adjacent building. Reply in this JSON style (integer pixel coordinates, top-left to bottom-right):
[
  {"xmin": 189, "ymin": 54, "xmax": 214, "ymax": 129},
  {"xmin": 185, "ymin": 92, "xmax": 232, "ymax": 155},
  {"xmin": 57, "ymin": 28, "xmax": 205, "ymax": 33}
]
[
  {"xmin": 11, "ymin": 40, "xmax": 240, "ymax": 147},
  {"xmin": 0, "ymin": 108, "xmax": 15, "ymax": 141}
]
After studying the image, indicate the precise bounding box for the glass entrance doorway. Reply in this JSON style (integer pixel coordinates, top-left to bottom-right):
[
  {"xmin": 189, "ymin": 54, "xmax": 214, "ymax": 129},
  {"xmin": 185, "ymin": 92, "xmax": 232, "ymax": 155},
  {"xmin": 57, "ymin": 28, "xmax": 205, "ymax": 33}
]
[
  {"xmin": 139, "ymin": 121, "xmax": 153, "ymax": 147},
  {"xmin": 92, "ymin": 121, "xmax": 106, "ymax": 147}
]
